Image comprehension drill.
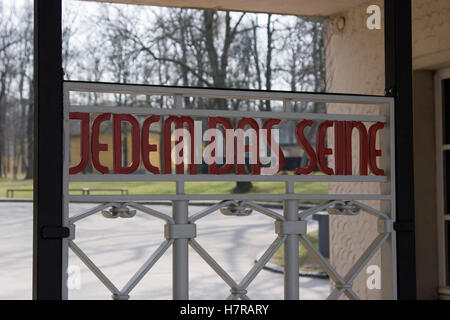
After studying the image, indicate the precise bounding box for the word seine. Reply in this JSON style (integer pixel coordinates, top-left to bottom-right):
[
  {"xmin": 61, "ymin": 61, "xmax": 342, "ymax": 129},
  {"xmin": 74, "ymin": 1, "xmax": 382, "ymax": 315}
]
[{"xmin": 69, "ymin": 112, "xmax": 386, "ymax": 176}]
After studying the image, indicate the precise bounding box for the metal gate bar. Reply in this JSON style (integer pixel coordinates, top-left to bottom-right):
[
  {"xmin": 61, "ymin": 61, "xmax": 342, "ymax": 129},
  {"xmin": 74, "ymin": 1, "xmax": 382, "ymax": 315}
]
[
  {"xmin": 173, "ymin": 182, "xmax": 189, "ymax": 299},
  {"xmin": 284, "ymin": 182, "xmax": 299, "ymax": 300}
]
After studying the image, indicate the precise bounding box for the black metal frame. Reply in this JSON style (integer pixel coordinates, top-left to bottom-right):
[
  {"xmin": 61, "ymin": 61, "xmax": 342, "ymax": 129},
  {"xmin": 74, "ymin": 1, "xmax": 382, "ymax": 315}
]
[
  {"xmin": 32, "ymin": 0, "xmax": 417, "ymax": 299},
  {"xmin": 385, "ymin": 0, "xmax": 417, "ymax": 299},
  {"xmin": 33, "ymin": 0, "xmax": 65, "ymax": 299}
]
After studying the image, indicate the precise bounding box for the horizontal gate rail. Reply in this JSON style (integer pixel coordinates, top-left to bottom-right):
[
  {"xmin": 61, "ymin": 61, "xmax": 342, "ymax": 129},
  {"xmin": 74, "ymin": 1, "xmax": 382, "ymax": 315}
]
[
  {"xmin": 69, "ymin": 174, "xmax": 388, "ymax": 183},
  {"xmin": 67, "ymin": 194, "xmax": 394, "ymax": 202},
  {"xmin": 70, "ymin": 105, "xmax": 387, "ymax": 123},
  {"xmin": 65, "ymin": 80, "xmax": 393, "ymax": 104}
]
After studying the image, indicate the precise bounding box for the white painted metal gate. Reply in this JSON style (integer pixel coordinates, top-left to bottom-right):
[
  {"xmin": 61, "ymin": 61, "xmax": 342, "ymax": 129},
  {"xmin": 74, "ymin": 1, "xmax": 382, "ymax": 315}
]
[{"xmin": 62, "ymin": 81, "xmax": 396, "ymax": 300}]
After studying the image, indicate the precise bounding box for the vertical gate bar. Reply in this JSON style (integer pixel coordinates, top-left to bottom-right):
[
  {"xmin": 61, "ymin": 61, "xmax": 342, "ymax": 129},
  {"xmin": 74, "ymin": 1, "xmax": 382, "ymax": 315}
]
[
  {"xmin": 173, "ymin": 181, "xmax": 189, "ymax": 299},
  {"xmin": 33, "ymin": 0, "xmax": 64, "ymax": 300},
  {"xmin": 61, "ymin": 84, "xmax": 70, "ymax": 299},
  {"xmin": 284, "ymin": 181, "xmax": 299, "ymax": 300},
  {"xmin": 389, "ymin": 98, "xmax": 398, "ymax": 299},
  {"xmin": 384, "ymin": 0, "xmax": 416, "ymax": 299}
]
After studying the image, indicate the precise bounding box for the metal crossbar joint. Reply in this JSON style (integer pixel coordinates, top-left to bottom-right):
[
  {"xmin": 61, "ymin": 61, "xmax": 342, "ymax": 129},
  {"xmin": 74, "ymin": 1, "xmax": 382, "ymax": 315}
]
[
  {"xmin": 327, "ymin": 201, "xmax": 360, "ymax": 216},
  {"xmin": 230, "ymin": 288, "xmax": 248, "ymax": 296},
  {"xmin": 220, "ymin": 201, "xmax": 252, "ymax": 216},
  {"xmin": 335, "ymin": 283, "xmax": 352, "ymax": 290},
  {"xmin": 112, "ymin": 293, "xmax": 130, "ymax": 300},
  {"xmin": 67, "ymin": 223, "xmax": 76, "ymax": 240},
  {"xmin": 377, "ymin": 219, "xmax": 394, "ymax": 234},
  {"xmin": 275, "ymin": 220, "xmax": 306, "ymax": 235},
  {"xmin": 165, "ymin": 223, "xmax": 197, "ymax": 239}
]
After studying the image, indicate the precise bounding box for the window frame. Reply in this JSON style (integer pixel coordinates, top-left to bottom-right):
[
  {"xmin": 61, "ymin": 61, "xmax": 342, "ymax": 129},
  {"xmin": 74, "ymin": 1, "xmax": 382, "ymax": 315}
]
[{"xmin": 434, "ymin": 67, "xmax": 450, "ymax": 293}]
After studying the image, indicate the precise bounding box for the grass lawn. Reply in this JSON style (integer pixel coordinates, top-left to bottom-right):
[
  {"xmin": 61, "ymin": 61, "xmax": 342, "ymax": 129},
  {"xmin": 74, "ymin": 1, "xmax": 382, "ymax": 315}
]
[
  {"xmin": 270, "ymin": 230, "xmax": 327, "ymax": 274},
  {"xmin": 0, "ymin": 173, "xmax": 328, "ymax": 199}
]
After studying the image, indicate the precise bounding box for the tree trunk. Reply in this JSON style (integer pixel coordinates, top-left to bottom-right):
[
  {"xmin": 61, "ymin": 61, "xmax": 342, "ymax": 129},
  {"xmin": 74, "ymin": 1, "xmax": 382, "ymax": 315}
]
[{"xmin": 265, "ymin": 14, "xmax": 273, "ymax": 111}]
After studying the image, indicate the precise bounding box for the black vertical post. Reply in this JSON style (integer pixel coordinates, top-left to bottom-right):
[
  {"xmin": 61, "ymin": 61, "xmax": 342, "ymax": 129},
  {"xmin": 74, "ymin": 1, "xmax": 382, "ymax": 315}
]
[
  {"xmin": 385, "ymin": 0, "xmax": 417, "ymax": 299},
  {"xmin": 33, "ymin": 0, "xmax": 64, "ymax": 299}
]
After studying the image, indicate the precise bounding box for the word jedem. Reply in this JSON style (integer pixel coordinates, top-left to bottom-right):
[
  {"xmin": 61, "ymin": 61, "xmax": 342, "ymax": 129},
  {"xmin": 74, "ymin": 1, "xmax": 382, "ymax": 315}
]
[{"xmin": 69, "ymin": 112, "xmax": 385, "ymax": 176}]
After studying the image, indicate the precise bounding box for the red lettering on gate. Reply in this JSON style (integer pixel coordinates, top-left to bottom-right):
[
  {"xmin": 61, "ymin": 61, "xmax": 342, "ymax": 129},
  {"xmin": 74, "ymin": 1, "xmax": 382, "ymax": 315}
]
[
  {"xmin": 368, "ymin": 122, "xmax": 385, "ymax": 176},
  {"xmin": 294, "ymin": 120, "xmax": 317, "ymax": 175},
  {"xmin": 113, "ymin": 114, "xmax": 141, "ymax": 174},
  {"xmin": 316, "ymin": 120, "xmax": 334, "ymax": 175},
  {"xmin": 68, "ymin": 112, "xmax": 387, "ymax": 177},
  {"xmin": 163, "ymin": 116, "xmax": 197, "ymax": 175},
  {"xmin": 263, "ymin": 118, "xmax": 285, "ymax": 175},
  {"xmin": 208, "ymin": 117, "xmax": 233, "ymax": 175},
  {"xmin": 91, "ymin": 113, "xmax": 111, "ymax": 174},
  {"xmin": 236, "ymin": 118, "xmax": 260, "ymax": 175},
  {"xmin": 141, "ymin": 115, "xmax": 160, "ymax": 174},
  {"xmin": 69, "ymin": 112, "xmax": 90, "ymax": 174},
  {"xmin": 345, "ymin": 121, "xmax": 368, "ymax": 176}
]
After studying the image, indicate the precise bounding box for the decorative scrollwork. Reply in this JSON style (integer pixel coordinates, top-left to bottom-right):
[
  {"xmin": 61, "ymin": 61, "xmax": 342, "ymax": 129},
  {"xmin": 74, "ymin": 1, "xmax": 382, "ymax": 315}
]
[
  {"xmin": 220, "ymin": 201, "xmax": 253, "ymax": 216},
  {"xmin": 101, "ymin": 204, "xmax": 136, "ymax": 219},
  {"xmin": 327, "ymin": 201, "xmax": 360, "ymax": 216}
]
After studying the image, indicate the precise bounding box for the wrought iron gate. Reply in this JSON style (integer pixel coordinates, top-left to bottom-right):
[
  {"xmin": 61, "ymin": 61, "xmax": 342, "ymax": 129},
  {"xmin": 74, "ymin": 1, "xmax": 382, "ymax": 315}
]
[{"xmin": 62, "ymin": 81, "xmax": 396, "ymax": 300}]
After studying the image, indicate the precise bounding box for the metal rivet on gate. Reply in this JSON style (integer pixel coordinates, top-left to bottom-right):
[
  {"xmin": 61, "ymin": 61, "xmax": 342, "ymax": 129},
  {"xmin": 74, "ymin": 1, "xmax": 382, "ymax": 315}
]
[
  {"xmin": 275, "ymin": 220, "xmax": 307, "ymax": 235},
  {"xmin": 335, "ymin": 283, "xmax": 352, "ymax": 290},
  {"xmin": 111, "ymin": 293, "xmax": 130, "ymax": 300},
  {"xmin": 327, "ymin": 201, "xmax": 360, "ymax": 216},
  {"xmin": 377, "ymin": 219, "xmax": 393, "ymax": 233},
  {"xmin": 220, "ymin": 201, "xmax": 253, "ymax": 216},
  {"xmin": 230, "ymin": 288, "xmax": 248, "ymax": 296},
  {"xmin": 102, "ymin": 204, "xmax": 136, "ymax": 219},
  {"xmin": 164, "ymin": 223, "xmax": 197, "ymax": 240}
]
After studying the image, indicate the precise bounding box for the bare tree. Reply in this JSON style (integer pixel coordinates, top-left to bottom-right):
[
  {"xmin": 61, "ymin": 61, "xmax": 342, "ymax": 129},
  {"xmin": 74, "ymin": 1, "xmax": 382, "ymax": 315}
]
[
  {"xmin": 0, "ymin": 3, "xmax": 21, "ymax": 178},
  {"xmin": 0, "ymin": 2, "xmax": 326, "ymax": 185}
]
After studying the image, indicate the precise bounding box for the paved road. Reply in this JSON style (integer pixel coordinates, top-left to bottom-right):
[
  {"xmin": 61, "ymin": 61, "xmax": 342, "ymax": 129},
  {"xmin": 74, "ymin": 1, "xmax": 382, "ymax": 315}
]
[{"xmin": 0, "ymin": 202, "xmax": 329, "ymax": 300}]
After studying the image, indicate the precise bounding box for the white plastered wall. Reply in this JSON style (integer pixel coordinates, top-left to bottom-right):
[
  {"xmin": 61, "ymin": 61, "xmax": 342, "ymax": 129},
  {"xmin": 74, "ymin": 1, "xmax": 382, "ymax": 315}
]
[{"xmin": 325, "ymin": 0, "xmax": 450, "ymax": 299}]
